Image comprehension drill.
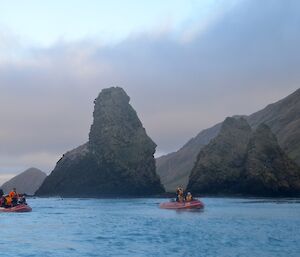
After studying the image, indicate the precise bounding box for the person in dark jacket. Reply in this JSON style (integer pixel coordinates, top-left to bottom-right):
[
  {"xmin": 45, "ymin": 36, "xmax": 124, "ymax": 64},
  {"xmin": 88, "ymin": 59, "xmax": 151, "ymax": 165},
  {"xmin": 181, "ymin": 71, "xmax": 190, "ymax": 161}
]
[
  {"xmin": 0, "ymin": 189, "xmax": 5, "ymax": 207},
  {"xmin": 185, "ymin": 192, "xmax": 193, "ymax": 202}
]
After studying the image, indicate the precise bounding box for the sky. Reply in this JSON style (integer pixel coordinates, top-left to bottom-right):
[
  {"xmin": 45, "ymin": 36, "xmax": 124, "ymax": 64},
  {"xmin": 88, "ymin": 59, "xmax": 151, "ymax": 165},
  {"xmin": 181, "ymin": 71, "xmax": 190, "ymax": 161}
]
[{"xmin": 0, "ymin": 0, "xmax": 300, "ymax": 184}]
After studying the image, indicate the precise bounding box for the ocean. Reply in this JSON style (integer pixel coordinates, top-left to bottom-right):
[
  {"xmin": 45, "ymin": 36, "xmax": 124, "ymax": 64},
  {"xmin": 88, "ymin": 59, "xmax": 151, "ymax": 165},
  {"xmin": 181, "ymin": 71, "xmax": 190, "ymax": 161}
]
[{"xmin": 1, "ymin": 197, "xmax": 299, "ymax": 257}]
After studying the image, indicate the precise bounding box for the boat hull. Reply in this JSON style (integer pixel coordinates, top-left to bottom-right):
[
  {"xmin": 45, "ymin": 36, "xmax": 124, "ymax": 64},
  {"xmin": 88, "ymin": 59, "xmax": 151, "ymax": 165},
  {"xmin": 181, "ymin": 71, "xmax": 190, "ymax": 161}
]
[
  {"xmin": 160, "ymin": 200, "xmax": 204, "ymax": 210},
  {"xmin": 0, "ymin": 204, "xmax": 32, "ymax": 213}
]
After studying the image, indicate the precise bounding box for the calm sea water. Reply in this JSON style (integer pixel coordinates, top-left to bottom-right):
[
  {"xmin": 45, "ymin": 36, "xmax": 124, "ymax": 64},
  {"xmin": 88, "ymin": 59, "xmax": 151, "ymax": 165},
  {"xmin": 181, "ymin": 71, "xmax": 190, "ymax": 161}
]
[{"xmin": 0, "ymin": 197, "xmax": 299, "ymax": 257}]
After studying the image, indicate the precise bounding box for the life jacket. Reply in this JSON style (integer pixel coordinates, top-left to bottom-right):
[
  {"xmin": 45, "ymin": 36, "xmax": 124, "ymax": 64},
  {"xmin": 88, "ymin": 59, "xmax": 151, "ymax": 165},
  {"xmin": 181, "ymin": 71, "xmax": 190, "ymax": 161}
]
[
  {"xmin": 5, "ymin": 196, "xmax": 12, "ymax": 206},
  {"xmin": 186, "ymin": 195, "xmax": 193, "ymax": 202},
  {"xmin": 178, "ymin": 195, "xmax": 184, "ymax": 202},
  {"xmin": 9, "ymin": 191, "xmax": 17, "ymax": 199}
]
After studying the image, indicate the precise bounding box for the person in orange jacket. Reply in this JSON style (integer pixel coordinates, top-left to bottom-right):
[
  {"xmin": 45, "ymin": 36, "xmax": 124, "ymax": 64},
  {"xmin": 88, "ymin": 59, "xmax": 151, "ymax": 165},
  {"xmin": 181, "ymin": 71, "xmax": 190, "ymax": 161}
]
[
  {"xmin": 4, "ymin": 195, "xmax": 12, "ymax": 207},
  {"xmin": 9, "ymin": 188, "xmax": 18, "ymax": 206}
]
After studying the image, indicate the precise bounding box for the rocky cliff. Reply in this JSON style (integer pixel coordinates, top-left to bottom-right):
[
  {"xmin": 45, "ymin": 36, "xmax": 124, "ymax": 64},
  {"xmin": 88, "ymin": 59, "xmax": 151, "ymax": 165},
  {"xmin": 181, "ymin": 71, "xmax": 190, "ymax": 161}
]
[
  {"xmin": 157, "ymin": 88, "xmax": 300, "ymax": 191},
  {"xmin": 187, "ymin": 118, "xmax": 300, "ymax": 196},
  {"xmin": 36, "ymin": 87, "xmax": 164, "ymax": 197},
  {"xmin": 247, "ymin": 88, "xmax": 300, "ymax": 164},
  {"xmin": 156, "ymin": 123, "xmax": 221, "ymax": 192},
  {"xmin": 242, "ymin": 124, "xmax": 300, "ymax": 195},
  {"xmin": 1, "ymin": 168, "xmax": 47, "ymax": 195},
  {"xmin": 187, "ymin": 117, "xmax": 251, "ymax": 194}
]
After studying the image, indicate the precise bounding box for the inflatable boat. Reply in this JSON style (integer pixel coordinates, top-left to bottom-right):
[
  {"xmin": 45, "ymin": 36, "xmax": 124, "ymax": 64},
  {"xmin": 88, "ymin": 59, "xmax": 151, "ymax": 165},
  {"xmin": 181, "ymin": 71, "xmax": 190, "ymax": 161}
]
[
  {"xmin": 0, "ymin": 204, "xmax": 32, "ymax": 213},
  {"xmin": 160, "ymin": 199, "xmax": 204, "ymax": 210}
]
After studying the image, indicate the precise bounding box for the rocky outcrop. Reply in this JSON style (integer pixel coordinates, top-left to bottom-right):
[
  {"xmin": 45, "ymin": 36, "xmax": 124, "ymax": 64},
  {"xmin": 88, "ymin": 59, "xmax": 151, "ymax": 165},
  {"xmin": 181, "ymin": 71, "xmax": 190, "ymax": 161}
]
[
  {"xmin": 156, "ymin": 123, "xmax": 221, "ymax": 192},
  {"xmin": 187, "ymin": 117, "xmax": 252, "ymax": 194},
  {"xmin": 157, "ymin": 88, "xmax": 300, "ymax": 191},
  {"xmin": 247, "ymin": 88, "xmax": 300, "ymax": 164},
  {"xmin": 36, "ymin": 87, "xmax": 164, "ymax": 197},
  {"xmin": 242, "ymin": 124, "xmax": 300, "ymax": 195},
  {"xmin": 1, "ymin": 168, "xmax": 46, "ymax": 195},
  {"xmin": 187, "ymin": 118, "xmax": 300, "ymax": 196}
]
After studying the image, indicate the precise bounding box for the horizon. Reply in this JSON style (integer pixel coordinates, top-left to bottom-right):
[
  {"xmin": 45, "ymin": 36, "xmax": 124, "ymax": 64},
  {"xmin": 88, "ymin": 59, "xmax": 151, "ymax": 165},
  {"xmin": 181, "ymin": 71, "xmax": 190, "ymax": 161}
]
[{"xmin": 1, "ymin": 0, "xmax": 300, "ymax": 182}]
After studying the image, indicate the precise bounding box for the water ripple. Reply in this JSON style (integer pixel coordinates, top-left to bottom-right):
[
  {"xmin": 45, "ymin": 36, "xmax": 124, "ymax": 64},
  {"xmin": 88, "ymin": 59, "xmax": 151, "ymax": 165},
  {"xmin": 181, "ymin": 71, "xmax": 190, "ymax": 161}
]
[{"xmin": 0, "ymin": 197, "xmax": 299, "ymax": 257}]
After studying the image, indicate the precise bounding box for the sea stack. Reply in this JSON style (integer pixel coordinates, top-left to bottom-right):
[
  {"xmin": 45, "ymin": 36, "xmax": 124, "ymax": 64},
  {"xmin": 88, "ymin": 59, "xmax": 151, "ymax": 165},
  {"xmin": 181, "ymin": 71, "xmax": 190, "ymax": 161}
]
[
  {"xmin": 187, "ymin": 117, "xmax": 252, "ymax": 194},
  {"xmin": 156, "ymin": 88, "xmax": 300, "ymax": 192},
  {"xmin": 242, "ymin": 124, "xmax": 300, "ymax": 195},
  {"xmin": 187, "ymin": 117, "xmax": 300, "ymax": 196},
  {"xmin": 36, "ymin": 87, "xmax": 164, "ymax": 197}
]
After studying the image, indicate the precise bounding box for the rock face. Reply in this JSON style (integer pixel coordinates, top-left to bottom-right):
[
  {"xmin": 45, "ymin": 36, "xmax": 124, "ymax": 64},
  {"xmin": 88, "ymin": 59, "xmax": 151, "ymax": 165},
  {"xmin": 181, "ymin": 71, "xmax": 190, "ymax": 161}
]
[
  {"xmin": 157, "ymin": 88, "xmax": 300, "ymax": 191},
  {"xmin": 187, "ymin": 118, "xmax": 251, "ymax": 194},
  {"xmin": 242, "ymin": 124, "xmax": 300, "ymax": 195},
  {"xmin": 187, "ymin": 118, "xmax": 300, "ymax": 196},
  {"xmin": 156, "ymin": 123, "xmax": 221, "ymax": 192},
  {"xmin": 36, "ymin": 87, "xmax": 164, "ymax": 197},
  {"xmin": 247, "ymin": 88, "xmax": 300, "ymax": 164},
  {"xmin": 1, "ymin": 168, "xmax": 47, "ymax": 195}
]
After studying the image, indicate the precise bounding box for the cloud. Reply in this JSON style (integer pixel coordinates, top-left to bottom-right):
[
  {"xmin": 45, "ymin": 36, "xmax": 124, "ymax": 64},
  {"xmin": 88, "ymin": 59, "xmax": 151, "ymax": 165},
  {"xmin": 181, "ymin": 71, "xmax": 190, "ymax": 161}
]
[{"xmin": 0, "ymin": 0, "xmax": 300, "ymax": 177}]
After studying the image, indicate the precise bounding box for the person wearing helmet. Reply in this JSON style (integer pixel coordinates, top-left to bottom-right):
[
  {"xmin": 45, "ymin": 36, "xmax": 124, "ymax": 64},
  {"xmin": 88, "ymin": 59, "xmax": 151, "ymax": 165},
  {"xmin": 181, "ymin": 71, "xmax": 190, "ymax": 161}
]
[{"xmin": 185, "ymin": 192, "xmax": 193, "ymax": 202}]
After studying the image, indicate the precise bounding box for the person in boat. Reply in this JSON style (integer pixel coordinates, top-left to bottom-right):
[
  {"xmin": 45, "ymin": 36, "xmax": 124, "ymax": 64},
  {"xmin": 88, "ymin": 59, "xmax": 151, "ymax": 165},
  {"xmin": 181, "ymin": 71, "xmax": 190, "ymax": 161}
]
[
  {"xmin": 176, "ymin": 187, "xmax": 184, "ymax": 202},
  {"xmin": 176, "ymin": 187, "xmax": 180, "ymax": 202},
  {"xmin": 9, "ymin": 188, "xmax": 19, "ymax": 206},
  {"xmin": 185, "ymin": 192, "xmax": 193, "ymax": 202},
  {"xmin": 18, "ymin": 194, "xmax": 27, "ymax": 205},
  {"xmin": 0, "ymin": 189, "xmax": 5, "ymax": 207},
  {"xmin": 4, "ymin": 194, "xmax": 12, "ymax": 208}
]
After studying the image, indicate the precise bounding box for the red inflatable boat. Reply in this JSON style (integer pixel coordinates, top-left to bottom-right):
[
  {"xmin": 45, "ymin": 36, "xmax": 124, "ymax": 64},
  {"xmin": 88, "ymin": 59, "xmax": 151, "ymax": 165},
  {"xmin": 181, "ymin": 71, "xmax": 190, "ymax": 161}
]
[
  {"xmin": 160, "ymin": 199, "xmax": 204, "ymax": 210},
  {"xmin": 0, "ymin": 204, "xmax": 32, "ymax": 213}
]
